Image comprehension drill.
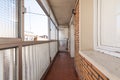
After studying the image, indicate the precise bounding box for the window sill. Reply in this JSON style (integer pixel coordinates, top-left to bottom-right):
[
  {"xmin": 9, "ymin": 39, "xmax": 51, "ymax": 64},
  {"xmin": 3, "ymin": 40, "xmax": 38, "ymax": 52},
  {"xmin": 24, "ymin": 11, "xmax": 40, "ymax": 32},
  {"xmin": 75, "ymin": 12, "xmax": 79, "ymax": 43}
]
[{"xmin": 79, "ymin": 50, "xmax": 120, "ymax": 80}]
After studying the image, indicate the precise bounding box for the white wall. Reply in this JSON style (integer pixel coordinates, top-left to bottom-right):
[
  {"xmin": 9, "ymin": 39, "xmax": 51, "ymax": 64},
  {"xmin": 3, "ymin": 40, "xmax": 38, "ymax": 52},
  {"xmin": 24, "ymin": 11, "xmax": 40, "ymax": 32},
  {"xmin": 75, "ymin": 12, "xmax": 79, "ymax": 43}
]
[
  {"xmin": 70, "ymin": 25, "xmax": 75, "ymax": 57},
  {"xmin": 59, "ymin": 27, "xmax": 68, "ymax": 40},
  {"xmin": 59, "ymin": 26, "xmax": 69, "ymax": 51},
  {"xmin": 79, "ymin": 0, "xmax": 94, "ymax": 51},
  {"xmin": 69, "ymin": 16, "xmax": 75, "ymax": 57}
]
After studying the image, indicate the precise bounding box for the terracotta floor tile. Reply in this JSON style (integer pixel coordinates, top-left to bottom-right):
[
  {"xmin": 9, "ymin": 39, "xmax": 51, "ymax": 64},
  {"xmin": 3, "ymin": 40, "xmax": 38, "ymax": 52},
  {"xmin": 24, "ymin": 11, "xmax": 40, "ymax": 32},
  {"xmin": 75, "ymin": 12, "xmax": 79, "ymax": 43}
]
[{"xmin": 44, "ymin": 52, "xmax": 79, "ymax": 80}]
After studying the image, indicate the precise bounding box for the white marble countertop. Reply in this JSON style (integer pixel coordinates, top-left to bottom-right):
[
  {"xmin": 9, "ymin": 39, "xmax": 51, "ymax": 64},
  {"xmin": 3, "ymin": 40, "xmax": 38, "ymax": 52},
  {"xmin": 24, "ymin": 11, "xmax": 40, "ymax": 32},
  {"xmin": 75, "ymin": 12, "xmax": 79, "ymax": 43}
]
[{"xmin": 79, "ymin": 50, "xmax": 120, "ymax": 80}]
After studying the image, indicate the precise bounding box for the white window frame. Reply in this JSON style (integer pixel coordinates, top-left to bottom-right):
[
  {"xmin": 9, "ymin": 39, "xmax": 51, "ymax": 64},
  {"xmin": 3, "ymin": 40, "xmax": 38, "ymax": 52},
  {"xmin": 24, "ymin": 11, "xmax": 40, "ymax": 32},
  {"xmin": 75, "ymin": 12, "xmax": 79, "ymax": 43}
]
[{"xmin": 93, "ymin": 0, "xmax": 120, "ymax": 58}]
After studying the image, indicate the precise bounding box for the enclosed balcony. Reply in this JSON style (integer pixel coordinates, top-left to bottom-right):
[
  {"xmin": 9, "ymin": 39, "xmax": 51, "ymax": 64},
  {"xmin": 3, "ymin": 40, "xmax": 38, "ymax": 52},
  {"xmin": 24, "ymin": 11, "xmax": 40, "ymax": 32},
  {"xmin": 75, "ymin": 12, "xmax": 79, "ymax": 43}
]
[{"xmin": 0, "ymin": 0, "xmax": 120, "ymax": 80}]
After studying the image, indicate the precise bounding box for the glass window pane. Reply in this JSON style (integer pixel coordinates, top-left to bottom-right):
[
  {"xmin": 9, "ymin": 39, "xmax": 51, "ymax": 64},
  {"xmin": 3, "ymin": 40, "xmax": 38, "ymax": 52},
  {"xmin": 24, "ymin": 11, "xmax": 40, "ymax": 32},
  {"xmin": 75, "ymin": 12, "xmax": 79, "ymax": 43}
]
[
  {"xmin": 24, "ymin": 0, "xmax": 48, "ymax": 41},
  {"xmin": 0, "ymin": 0, "xmax": 18, "ymax": 38},
  {"xmin": 50, "ymin": 20, "xmax": 57, "ymax": 40}
]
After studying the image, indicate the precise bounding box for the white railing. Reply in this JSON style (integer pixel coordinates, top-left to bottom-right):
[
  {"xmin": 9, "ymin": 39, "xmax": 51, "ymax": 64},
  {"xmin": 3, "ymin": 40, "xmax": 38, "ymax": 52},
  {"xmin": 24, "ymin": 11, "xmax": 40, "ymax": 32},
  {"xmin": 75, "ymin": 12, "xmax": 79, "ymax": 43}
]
[
  {"xmin": 0, "ymin": 48, "xmax": 16, "ymax": 80},
  {"xmin": 50, "ymin": 41, "xmax": 58, "ymax": 61},
  {"xmin": 22, "ymin": 41, "xmax": 58, "ymax": 80},
  {"xmin": 0, "ymin": 39, "xmax": 58, "ymax": 80}
]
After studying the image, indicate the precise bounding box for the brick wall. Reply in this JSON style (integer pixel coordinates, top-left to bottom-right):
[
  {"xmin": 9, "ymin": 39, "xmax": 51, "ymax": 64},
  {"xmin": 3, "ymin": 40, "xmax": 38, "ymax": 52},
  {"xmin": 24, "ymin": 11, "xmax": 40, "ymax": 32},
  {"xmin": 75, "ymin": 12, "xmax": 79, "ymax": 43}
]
[
  {"xmin": 74, "ymin": 1, "xmax": 108, "ymax": 80},
  {"xmin": 74, "ymin": 2, "xmax": 81, "ymax": 79},
  {"xmin": 74, "ymin": 1, "xmax": 79, "ymax": 54}
]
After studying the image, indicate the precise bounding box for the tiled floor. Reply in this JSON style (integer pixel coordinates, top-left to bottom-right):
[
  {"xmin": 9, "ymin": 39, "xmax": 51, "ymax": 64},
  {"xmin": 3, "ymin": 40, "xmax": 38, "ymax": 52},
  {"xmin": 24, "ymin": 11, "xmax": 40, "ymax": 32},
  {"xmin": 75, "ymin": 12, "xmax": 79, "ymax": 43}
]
[{"xmin": 44, "ymin": 52, "xmax": 79, "ymax": 80}]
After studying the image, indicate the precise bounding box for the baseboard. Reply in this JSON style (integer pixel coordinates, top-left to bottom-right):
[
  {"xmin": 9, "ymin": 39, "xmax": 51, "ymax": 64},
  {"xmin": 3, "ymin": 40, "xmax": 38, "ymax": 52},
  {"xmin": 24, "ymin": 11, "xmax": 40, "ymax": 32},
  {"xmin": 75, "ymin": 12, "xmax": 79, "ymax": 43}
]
[{"xmin": 40, "ymin": 51, "xmax": 59, "ymax": 80}]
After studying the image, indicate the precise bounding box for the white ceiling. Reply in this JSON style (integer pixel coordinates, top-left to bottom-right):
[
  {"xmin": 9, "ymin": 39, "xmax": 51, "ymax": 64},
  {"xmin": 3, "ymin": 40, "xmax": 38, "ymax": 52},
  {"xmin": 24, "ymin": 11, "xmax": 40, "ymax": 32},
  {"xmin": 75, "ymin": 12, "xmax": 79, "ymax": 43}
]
[{"xmin": 48, "ymin": 0, "xmax": 77, "ymax": 26}]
